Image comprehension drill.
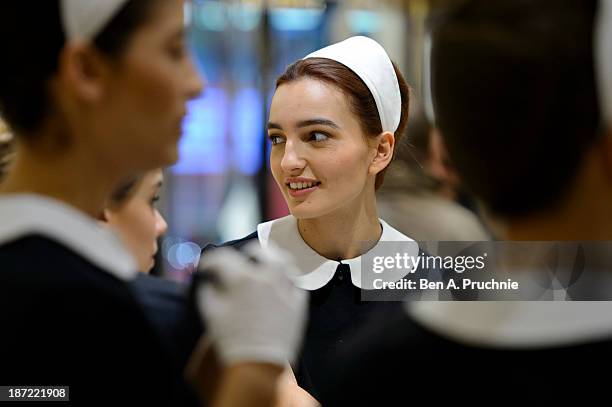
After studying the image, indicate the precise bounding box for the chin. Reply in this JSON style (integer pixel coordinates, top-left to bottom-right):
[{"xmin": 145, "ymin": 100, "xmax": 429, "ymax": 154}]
[
  {"xmin": 164, "ymin": 147, "xmax": 180, "ymax": 166},
  {"xmin": 288, "ymin": 203, "xmax": 328, "ymax": 220}
]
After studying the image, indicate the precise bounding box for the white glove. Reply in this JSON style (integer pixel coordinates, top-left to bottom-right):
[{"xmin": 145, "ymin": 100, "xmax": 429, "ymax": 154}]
[{"xmin": 196, "ymin": 242, "xmax": 308, "ymax": 367}]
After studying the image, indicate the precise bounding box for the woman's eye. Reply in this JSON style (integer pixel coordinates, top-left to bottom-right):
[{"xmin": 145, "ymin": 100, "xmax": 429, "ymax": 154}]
[
  {"xmin": 310, "ymin": 132, "xmax": 329, "ymax": 142},
  {"xmin": 150, "ymin": 196, "xmax": 160, "ymax": 207},
  {"xmin": 269, "ymin": 135, "xmax": 285, "ymax": 145},
  {"xmin": 168, "ymin": 44, "xmax": 186, "ymax": 60}
]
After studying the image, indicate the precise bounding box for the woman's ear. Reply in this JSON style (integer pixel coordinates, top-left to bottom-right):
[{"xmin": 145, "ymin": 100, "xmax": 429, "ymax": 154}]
[
  {"xmin": 369, "ymin": 131, "xmax": 395, "ymax": 176},
  {"xmin": 54, "ymin": 42, "xmax": 111, "ymax": 104}
]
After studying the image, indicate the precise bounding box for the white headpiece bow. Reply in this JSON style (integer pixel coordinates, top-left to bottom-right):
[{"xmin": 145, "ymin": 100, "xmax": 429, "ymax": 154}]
[
  {"xmin": 60, "ymin": 0, "xmax": 129, "ymax": 42},
  {"xmin": 303, "ymin": 36, "xmax": 402, "ymax": 134}
]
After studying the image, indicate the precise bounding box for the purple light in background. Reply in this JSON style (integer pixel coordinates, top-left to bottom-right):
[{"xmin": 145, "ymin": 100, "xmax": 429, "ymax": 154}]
[
  {"xmin": 172, "ymin": 87, "xmax": 228, "ymax": 175},
  {"xmin": 232, "ymin": 87, "xmax": 264, "ymax": 175}
]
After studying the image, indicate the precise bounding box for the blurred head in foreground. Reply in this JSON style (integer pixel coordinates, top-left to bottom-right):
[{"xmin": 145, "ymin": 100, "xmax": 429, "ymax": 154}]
[
  {"xmin": 431, "ymin": 0, "xmax": 611, "ymax": 239},
  {"xmin": 0, "ymin": 0, "xmax": 203, "ymax": 213}
]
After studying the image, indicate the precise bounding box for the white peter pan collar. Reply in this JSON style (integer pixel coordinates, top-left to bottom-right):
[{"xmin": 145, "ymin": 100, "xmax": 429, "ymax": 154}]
[
  {"xmin": 0, "ymin": 194, "xmax": 137, "ymax": 281},
  {"xmin": 257, "ymin": 215, "xmax": 417, "ymax": 290}
]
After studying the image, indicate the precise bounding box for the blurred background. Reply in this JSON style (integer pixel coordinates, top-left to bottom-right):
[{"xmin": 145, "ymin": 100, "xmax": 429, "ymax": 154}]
[{"xmin": 149, "ymin": 0, "xmax": 488, "ymax": 277}]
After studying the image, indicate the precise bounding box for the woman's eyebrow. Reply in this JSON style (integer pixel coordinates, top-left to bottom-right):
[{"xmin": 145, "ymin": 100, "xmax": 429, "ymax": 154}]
[
  {"xmin": 267, "ymin": 118, "xmax": 340, "ymax": 130},
  {"xmin": 267, "ymin": 122, "xmax": 282, "ymax": 130},
  {"xmin": 296, "ymin": 119, "xmax": 339, "ymax": 129}
]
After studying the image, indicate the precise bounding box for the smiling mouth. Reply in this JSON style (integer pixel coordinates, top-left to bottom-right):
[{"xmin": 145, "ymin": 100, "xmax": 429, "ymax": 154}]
[{"xmin": 286, "ymin": 181, "xmax": 321, "ymax": 191}]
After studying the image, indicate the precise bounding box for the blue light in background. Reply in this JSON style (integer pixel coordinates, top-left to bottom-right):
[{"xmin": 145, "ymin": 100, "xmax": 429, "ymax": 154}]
[
  {"xmin": 270, "ymin": 8, "xmax": 324, "ymax": 31},
  {"xmin": 227, "ymin": 3, "xmax": 262, "ymax": 32},
  {"xmin": 172, "ymin": 87, "xmax": 228, "ymax": 175},
  {"xmin": 197, "ymin": 1, "xmax": 227, "ymax": 31},
  {"xmin": 346, "ymin": 10, "xmax": 381, "ymax": 34},
  {"xmin": 172, "ymin": 86, "xmax": 265, "ymax": 176},
  {"xmin": 232, "ymin": 87, "xmax": 264, "ymax": 175}
]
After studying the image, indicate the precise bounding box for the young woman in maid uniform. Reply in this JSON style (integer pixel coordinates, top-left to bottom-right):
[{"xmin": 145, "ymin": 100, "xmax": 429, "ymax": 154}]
[
  {"xmin": 203, "ymin": 36, "xmax": 420, "ymax": 403},
  {"xmin": 0, "ymin": 1, "xmax": 307, "ymax": 405}
]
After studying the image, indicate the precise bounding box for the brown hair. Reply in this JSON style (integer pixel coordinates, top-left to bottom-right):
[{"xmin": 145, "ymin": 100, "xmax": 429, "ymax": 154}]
[
  {"xmin": 276, "ymin": 57, "xmax": 410, "ymax": 189},
  {"xmin": 432, "ymin": 0, "xmax": 599, "ymax": 217}
]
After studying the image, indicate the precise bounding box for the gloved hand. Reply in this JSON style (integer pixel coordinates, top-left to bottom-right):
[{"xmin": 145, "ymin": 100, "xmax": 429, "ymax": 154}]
[{"xmin": 196, "ymin": 242, "xmax": 308, "ymax": 367}]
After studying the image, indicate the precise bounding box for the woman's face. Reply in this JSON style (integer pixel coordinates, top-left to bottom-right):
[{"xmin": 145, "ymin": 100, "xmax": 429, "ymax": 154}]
[
  {"xmin": 268, "ymin": 78, "xmax": 378, "ymax": 219},
  {"xmin": 90, "ymin": 0, "xmax": 203, "ymax": 173},
  {"xmin": 106, "ymin": 170, "xmax": 168, "ymax": 273}
]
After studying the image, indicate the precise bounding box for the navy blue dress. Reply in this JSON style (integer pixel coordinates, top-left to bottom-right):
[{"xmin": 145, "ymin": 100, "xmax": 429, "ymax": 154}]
[
  {"xmin": 129, "ymin": 274, "xmax": 203, "ymax": 406},
  {"xmin": 0, "ymin": 195, "xmax": 200, "ymax": 405},
  {"xmin": 319, "ymin": 307, "xmax": 612, "ymax": 406},
  {"xmin": 0, "ymin": 235, "xmax": 178, "ymax": 404},
  {"xmin": 201, "ymin": 231, "xmax": 410, "ymax": 401}
]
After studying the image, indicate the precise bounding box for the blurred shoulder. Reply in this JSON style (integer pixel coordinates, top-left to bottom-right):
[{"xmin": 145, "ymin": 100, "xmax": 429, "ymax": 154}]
[{"xmin": 201, "ymin": 231, "xmax": 259, "ymax": 255}]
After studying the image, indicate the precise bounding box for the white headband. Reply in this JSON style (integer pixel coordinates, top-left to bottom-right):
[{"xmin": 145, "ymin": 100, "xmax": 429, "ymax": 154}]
[
  {"xmin": 596, "ymin": 0, "xmax": 612, "ymax": 126},
  {"xmin": 303, "ymin": 36, "xmax": 402, "ymax": 133},
  {"xmin": 60, "ymin": 0, "xmax": 129, "ymax": 42}
]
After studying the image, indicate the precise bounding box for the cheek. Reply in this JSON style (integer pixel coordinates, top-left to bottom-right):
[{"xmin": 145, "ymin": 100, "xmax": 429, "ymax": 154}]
[
  {"xmin": 134, "ymin": 212, "xmax": 159, "ymax": 244},
  {"xmin": 269, "ymin": 150, "xmax": 283, "ymax": 184},
  {"xmin": 105, "ymin": 61, "xmax": 183, "ymax": 168},
  {"xmin": 321, "ymin": 148, "xmax": 368, "ymax": 185},
  {"xmin": 119, "ymin": 207, "xmax": 158, "ymax": 250},
  {"xmin": 120, "ymin": 59, "xmax": 178, "ymax": 117}
]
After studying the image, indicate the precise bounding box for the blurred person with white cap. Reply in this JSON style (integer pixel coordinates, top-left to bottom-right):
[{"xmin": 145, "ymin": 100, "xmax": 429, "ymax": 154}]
[
  {"xmin": 0, "ymin": 1, "xmax": 307, "ymax": 405},
  {"xmin": 319, "ymin": 1, "xmax": 612, "ymax": 405}
]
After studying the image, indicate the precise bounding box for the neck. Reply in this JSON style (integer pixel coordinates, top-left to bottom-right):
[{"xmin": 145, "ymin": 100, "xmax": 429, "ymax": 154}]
[
  {"xmin": 0, "ymin": 140, "xmax": 122, "ymax": 219},
  {"xmin": 297, "ymin": 191, "xmax": 381, "ymax": 260},
  {"xmin": 506, "ymin": 154, "xmax": 612, "ymax": 240}
]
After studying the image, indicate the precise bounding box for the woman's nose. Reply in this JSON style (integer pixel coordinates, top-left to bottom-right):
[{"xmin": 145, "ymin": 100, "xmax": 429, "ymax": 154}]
[
  {"xmin": 185, "ymin": 57, "xmax": 205, "ymax": 100},
  {"xmin": 280, "ymin": 141, "xmax": 307, "ymax": 174},
  {"xmin": 155, "ymin": 210, "xmax": 168, "ymax": 237}
]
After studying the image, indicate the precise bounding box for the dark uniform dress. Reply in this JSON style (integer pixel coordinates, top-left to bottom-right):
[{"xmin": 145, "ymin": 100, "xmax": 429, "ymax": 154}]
[
  {"xmin": 129, "ymin": 273, "xmax": 203, "ymax": 406},
  {"xmin": 201, "ymin": 215, "xmax": 419, "ymax": 400},
  {"xmin": 0, "ymin": 195, "xmax": 186, "ymax": 405},
  {"xmin": 319, "ymin": 302, "xmax": 612, "ymax": 406}
]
